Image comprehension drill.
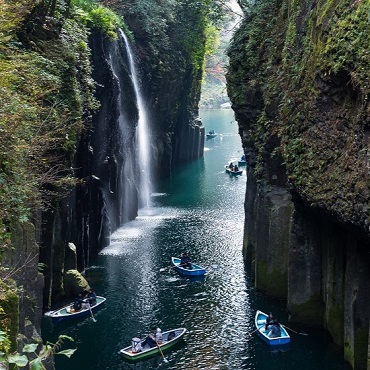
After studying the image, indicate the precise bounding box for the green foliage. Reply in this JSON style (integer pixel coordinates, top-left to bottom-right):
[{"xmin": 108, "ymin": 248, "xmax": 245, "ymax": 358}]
[
  {"xmin": 323, "ymin": 2, "xmax": 370, "ymax": 94},
  {"xmin": 204, "ymin": 24, "xmax": 219, "ymax": 57},
  {"xmin": 89, "ymin": 7, "xmax": 121, "ymax": 38},
  {"xmin": 115, "ymin": 0, "xmax": 230, "ymax": 117},
  {"xmin": 71, "ymin": 0, "xmax": 125, "ymax": 38},
  {"xmin": 0, "ymin": 330, "xmax": 76, "ymax": 369},
  {"xmin": 37, "ymin": 263, "xmax": 47, "ymax": 273},
  {"xmin": 0, "ymin": 0, "xmax": 35, "ymax": 38},
  {"xmin": 0, "ymin": 1, "xmax": 101, "ymax": 252},
  {"xmin": 227, "ymin": 0, "xmax": 370, "ymax": 226}
]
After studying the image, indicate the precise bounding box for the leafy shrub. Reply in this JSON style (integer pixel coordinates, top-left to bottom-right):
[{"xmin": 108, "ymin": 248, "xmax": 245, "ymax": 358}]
[{"xmin": 71, "ymin": 0, "xmax": 125, "ymax": 38}]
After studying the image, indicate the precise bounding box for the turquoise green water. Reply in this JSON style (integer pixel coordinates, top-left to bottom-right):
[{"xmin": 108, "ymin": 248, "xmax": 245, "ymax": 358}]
[{"xmin": 46, "ymin": 109, "xmax": 350, "ymax": 370}]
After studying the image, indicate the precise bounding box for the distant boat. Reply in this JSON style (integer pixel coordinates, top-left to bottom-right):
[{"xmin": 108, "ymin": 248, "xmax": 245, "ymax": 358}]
[
  {"xmin": 220, "ymin": 102, "xmax": 231, "ymax": 109},
  {"xmin": 254, "ymin": 310, "xmax": 290, "ymax": 345},
  {"xmin": 225, "ymin": 165, "xmax": 243, "ymax": 176},
  {"xmin": 44, "ymin": 296, "xmax": 106, "ymax": 324},
  {"xmin": 206, "ymin": 130, "xmax": 218, "ymax": 139},
  {"xmin": 238, "ymin": 155, "xmax": 246, "ymax": 166},
  {"xmin": 120, "ymin": 327, "xmax": 187, "ymax": 362},
  {"xmin": 171, "ymin": 257, "xmax": 206, "ymax": 276}
]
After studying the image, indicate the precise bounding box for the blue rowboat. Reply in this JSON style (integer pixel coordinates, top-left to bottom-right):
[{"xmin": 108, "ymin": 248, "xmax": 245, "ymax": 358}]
[
  {"xmin": 171, "ymin": 257, "xmax": 206, "ymax": 276},
  {"xmin": 44, "ymin": 296, "xmax": 106, "ymax": 324},
  {"xmin": 238, "ymin": 155, "xmax": 247, "ymax": 166},
  {"xmin": 120, "ymin": 327, "xmax": 187, "ymax": 362},
  {"xmin": 255, "ymin": 310, "xmax": 290, "ymax": 345}
]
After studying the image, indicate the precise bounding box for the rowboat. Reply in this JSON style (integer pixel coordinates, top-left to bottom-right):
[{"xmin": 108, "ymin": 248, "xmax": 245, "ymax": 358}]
[
  {"xmin": 238, "ymin": 155, "xmax": 247, "ymax": 166},
  {"xmin": 225, "ymin": 165, "xmax": 243, "ymax": 176},
  {"xmin": 255, "ymin": 310, "xmax": 290, "ymax": 345},
  {"xmin": 44, "ymin": 296, "xmax": 106, "ymax": 324},
  {"xmin": 120, "ymin": 327, "xmax": 187, "ymax": 361},
  {"xmin": 206, "ymin": 130, "xmax": 218, "ymax": 139},
  {"xmin": 171, "ymin": 257, "xmax": 206, "ymax": 276}
]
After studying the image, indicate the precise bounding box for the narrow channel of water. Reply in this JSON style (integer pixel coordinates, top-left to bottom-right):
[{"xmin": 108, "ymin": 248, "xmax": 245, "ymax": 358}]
[{"xmin": 46, "ymin": 109, "xmax": 350, "ymax": 370}]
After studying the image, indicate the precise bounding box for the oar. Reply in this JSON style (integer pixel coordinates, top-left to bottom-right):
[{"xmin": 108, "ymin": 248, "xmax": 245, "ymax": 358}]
[
  {"xmin": 160, "ymin": 264, "xmax": 187, "ymax": 272},
  {"xmin": 155, "ymin": 340, "xmax": 168, "ymax": 363},
  {"xmin": 282, "ymin": 324, "xmax": 308, "ymax": 336},
  {"xmin": 88, "ymin": 303, "xmax": 97, "ymax": 322},
  {"xmin": 246, "ymin": 327, "xmax": 260, "ymax": 338},
  {"xmin": 206, "ymin": 264, "xmax": 219, "ymax": 270}
]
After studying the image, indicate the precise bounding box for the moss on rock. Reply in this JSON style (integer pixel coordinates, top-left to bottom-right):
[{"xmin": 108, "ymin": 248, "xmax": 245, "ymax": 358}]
[
  {"xmin": 288, "ymin": 294, "xmax": 324, "ymax": 326},
  {"xmin": 0, "ymin": 280, "xmax": 19, "ymax": 352},
  {"xmin": 63, "ymin": 269, "xmax": 90, "ymax": 298},
  {"xmin": 327, "ymin": 302, "xmax": 344, "ymax": 345}
]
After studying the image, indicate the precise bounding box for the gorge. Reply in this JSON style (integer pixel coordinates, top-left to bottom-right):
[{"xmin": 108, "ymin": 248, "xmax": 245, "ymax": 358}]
[{"xmin": 0, "ymin": 1, "xmax": 369, "ymax": 369}]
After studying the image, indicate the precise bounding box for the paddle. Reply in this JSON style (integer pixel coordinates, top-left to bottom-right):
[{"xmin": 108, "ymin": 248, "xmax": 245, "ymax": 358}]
[
  {"xmin": 246, "ymin": 327, "xmax": 260, "ymax": 338},
  {"xmin": 160, "ymin": 264, "xmax": 187, "ymax": 272},
  {"xmin": 160, "ymin": 263, "xmax": 217, "ymax": 273},
  {"xmin": 155, "ymin": 340, "xmax": 168, "ymax": 363},
  {"xmin": 88, "ymin": 303, "xmax": 97, "ymax": 322},
  {"xmin": 282, "ymin": 324, "xmax": 308, "ymax": 336}
]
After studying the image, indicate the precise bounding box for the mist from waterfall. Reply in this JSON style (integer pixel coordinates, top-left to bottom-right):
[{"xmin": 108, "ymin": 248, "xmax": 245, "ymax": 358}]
[{"xmin": 119, "ymin": 29, "xmax": 152, "ymax": 208}]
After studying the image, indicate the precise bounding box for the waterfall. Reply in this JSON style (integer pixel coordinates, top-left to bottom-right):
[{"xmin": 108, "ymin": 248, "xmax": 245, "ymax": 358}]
[{"xmin": 119, "ymin": 29, "xmax": 152, "ymax": 208}]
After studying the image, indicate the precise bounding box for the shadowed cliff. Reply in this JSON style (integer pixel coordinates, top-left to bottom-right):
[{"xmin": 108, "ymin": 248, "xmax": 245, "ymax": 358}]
[
  {"xmin": 227, "ymin": 1, "xmax": 370, "ymax": 369},
  {"xmin": 0, "ymin": 1, "xmax": 212, "ymax": 366}
]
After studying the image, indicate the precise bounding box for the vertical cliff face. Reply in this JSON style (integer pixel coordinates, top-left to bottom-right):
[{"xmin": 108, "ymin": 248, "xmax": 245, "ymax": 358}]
[
  {"xmin": 41, "ymin": 1, "xmax": 211, "ymax": 304},
  {"xmin": 3, "ymin": 222, "xmax": 44, "ymax": 344},
  {"xmin": 41, "ymin": 30, "xmax": 143, "ymax": 306},
  {"xmin": 121, "ymin": 0, "xmax": 207, "ymax": 180},
  {"xmin": 227, "ymin": 1, "xmax": 370, "ymax": 368},
  {"xmin": 0, "ymin": 1, "xmax": 212, "ymax": 363}
]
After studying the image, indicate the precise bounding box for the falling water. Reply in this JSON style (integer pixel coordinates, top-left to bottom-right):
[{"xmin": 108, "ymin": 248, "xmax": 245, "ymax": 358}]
[{"xmin": 119, "ymin": 29, "xmax": 152, "ymax": 208}]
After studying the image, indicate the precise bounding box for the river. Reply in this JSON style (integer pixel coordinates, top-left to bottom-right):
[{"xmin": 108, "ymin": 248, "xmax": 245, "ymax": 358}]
[{"xmin": 46, "ymin": 109, "xmax": 350, "ymax": 370}]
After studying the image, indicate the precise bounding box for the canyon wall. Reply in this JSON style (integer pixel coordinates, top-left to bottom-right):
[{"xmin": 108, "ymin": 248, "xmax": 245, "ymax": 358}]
[
  {"xmin": 40, "ymin": 3, "xmax": 208, "ymax": 306},
  {"xmin": 1, "ymin": 1, "xmax": 209, "ymax": 365},
  {"xmin": 227, "ymin": 1, "xmax": 370, "ymax": 368}
]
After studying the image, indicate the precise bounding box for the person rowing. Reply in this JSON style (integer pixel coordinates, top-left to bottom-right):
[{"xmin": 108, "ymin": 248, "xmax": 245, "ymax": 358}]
[
  {"xmin": 180, "ymin": 252, "xmax": 192, "ymax": 269},
  {"xmin": 85, "ymin": 288, "xmax": 97, "ymax": 306},
  {"xmin": 265, "ymin": 312, "xmax": 274, "ymax": 331}
]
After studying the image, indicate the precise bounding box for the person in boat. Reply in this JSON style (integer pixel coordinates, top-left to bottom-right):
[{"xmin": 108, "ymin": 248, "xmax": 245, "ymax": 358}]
[
  {"xmin": 265, "ymin": 312, "xmax": 275, "ymax": 331},
  {"xmin": 167, "ymin": 331, "xmax": 176, "ymax": 341},
  {"xmin": 234, "ymin": 164, "xmax": 239, "ymax": 172},
  {"xmin": 180, "ymin": 252, "xmax": 192, "ymax": 269},
  {"xmin": 268, "ymin": 320, "xmax": 281, "ymax": 338},
  {"xmin": 241, "ymin": 154, "xmax": 246, "ymax": 161},
  {"xmin": 72, "ymin": 294, "xmax": 84, "ymax": 311},
  {"xmin": 85, "ymin": 288, "xmax": 97, "ymax": 306},
  {"xmin": 131, "ymin": 337, "xmax": 142, "ymax": 353},
  {"xmin": 155, "ymin": 327, "xmax": 163, "ymax": 344},
  {"xmin": 142, "ymin": 326, "xmax": 160, "ymax": 348},
  {"xmin": 228, "ymin": 162, "xmax": 234, "ymax": 170}
]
